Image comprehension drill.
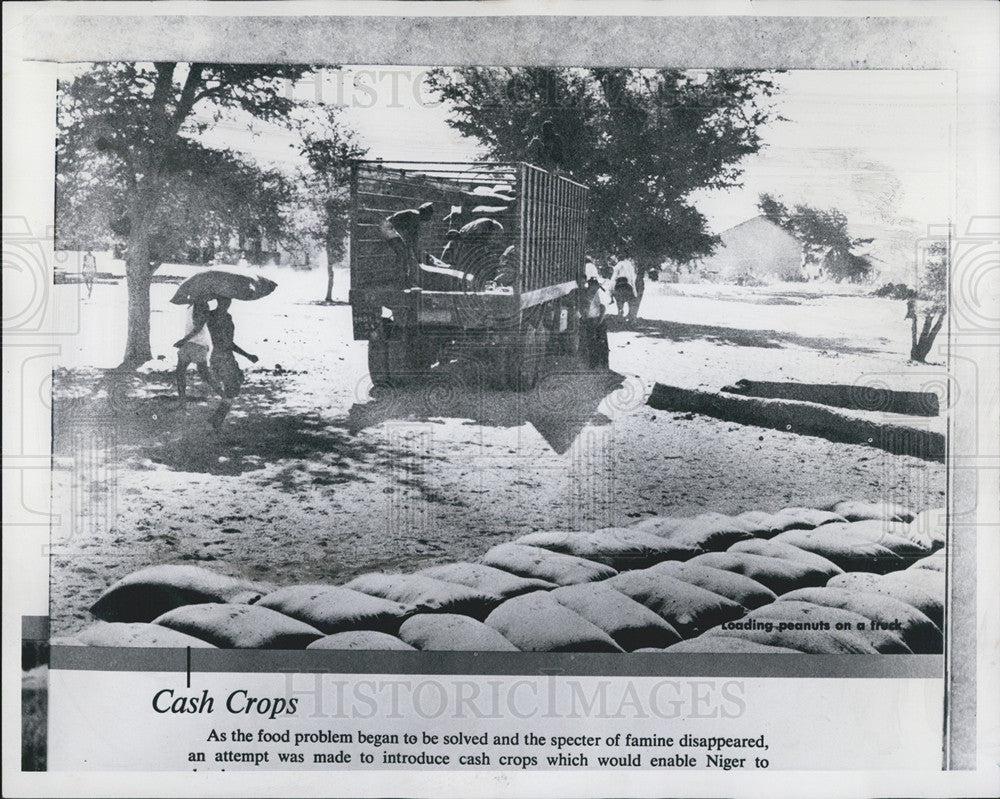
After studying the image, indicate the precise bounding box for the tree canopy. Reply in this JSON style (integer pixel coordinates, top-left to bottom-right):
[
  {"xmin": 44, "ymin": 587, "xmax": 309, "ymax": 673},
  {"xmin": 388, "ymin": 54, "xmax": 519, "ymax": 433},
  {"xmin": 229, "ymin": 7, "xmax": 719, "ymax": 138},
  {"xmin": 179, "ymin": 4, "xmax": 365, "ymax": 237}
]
[
  {"xmin": 426, "ymin": 68, "xmax": 782, "ymax": 269},
  {"xmin": 56, "ymin": 62, "xmax": 325, "ymax": 365},
  {"xmin": 58, "ymin": 135, "xmax": 292, "ymax": 265},
  {"xmin": 300, "ymin": 116, "xmax": 369, "ymax": 266},
  {"xmin": 758, "ymin": 193, "xmax": 874, "ymax": 282}
]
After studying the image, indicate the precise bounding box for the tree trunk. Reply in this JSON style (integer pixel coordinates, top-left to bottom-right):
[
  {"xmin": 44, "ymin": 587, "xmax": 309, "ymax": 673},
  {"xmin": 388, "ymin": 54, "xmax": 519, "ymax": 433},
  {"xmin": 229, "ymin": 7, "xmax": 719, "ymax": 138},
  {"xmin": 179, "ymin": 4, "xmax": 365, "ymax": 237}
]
[
  {"xmin": 324, "ymin": 241, "xmax": 336, "ymax": 303},
  {"xmin": 120, "ymin": 225, "xmax": 154, "ymax": 368},
  {"xmin": 910, "ymin": 310, "xmax": 945, "ymax": 363}
]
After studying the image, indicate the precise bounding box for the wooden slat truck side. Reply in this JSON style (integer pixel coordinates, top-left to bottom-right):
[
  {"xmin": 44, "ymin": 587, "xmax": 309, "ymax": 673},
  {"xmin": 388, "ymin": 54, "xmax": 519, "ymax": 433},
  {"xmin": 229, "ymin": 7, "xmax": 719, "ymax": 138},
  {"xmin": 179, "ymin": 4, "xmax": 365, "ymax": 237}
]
[{"xmin": 348, "ymin": 161, "xmax": 597, "ymax": 390}]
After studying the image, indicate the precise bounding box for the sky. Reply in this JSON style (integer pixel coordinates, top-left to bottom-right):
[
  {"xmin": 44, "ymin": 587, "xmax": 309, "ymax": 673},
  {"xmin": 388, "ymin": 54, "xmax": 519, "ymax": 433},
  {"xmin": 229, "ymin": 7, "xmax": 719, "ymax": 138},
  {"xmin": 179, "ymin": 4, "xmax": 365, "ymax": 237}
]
[
  {"xmin": 211, "ymin": 67, "xmax": 955, "ymax": 232},
  {"xmin": 73, "ymin": 65, "xmax": 958, "ymax": 276}
]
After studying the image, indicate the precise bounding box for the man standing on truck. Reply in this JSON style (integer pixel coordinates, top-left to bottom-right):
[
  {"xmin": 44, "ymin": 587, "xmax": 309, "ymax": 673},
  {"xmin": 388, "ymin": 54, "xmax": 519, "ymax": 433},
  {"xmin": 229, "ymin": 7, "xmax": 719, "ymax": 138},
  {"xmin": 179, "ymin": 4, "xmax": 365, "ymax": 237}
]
[
  {"xmin": 527, "ymin": 119, "xmax": 565, "ymax": 173},
  {"xmin": 379, "ymin": 202, "xmax": 434, "ymax": 284}
]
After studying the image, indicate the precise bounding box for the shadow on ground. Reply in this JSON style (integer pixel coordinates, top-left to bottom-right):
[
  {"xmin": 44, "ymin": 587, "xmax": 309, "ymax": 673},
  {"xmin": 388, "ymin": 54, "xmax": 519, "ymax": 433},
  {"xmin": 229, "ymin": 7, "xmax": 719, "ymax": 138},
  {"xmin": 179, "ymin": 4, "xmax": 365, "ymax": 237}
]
[
  {"xmin": 607, "ymin": 315, "xmax": 883, "ymax": 354},
  {"xmin": 52, "ymin": 367, "xmax": 379, "ymax": 478},
  {"xmin": 348, "ymin": 360, "xmax": 627, "ymax": 455}
]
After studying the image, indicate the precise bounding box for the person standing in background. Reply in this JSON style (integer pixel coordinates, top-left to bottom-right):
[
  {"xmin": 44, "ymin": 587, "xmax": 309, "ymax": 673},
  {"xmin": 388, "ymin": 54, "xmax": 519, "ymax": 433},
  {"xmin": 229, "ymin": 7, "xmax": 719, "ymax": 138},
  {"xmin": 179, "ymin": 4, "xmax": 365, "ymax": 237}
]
[
  {"xmin": 610, "ymin": 257, "xmax": 637, "ymax": 294},
  {"xmin": 582, "ymin": 277, "xmax": 609, "ymax": 369},
  {"xmin": 610, "ymin": 257, "xmax": 640, "ymax": 322},
  {"xmin": 81, "ymin": 250, "xmax": 97, "ymax": 299}
]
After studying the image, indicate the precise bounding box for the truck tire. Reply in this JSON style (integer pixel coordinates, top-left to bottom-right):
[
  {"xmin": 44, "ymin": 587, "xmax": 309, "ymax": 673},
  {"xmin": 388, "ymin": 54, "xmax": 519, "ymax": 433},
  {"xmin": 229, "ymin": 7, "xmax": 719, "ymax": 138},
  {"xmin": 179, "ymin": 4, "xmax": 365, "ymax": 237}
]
[{"xmin": 506, "ymin": 324, "xmax": 546, "ymax": 391}]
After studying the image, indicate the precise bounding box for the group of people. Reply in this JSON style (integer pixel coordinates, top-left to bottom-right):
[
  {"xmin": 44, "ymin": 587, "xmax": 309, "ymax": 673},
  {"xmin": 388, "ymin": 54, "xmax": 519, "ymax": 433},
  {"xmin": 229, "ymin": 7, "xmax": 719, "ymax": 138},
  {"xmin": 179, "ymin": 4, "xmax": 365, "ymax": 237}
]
[
  {"xmin": 586, "ymin": 257, "xmax": 640, "ymax": 322},
  {"xmin": 174, "ymin": 298, "xmax": 257, "ymax": 430},
  {"xmin": 380, "ymin": 201, "xmax": 513, "ymax": 290},
  {"xmin": 377, "ymin": 120, "xmax": 565, "ymax": 289}
]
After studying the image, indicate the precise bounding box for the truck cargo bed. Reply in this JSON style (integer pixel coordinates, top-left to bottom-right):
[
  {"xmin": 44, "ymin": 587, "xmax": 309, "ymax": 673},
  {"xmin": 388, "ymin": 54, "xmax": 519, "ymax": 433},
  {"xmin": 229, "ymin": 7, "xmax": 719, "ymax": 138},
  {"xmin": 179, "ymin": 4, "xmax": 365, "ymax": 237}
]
[{"xmin": 350, "ymin": 161, "xmax": 587, "ymax": 339}]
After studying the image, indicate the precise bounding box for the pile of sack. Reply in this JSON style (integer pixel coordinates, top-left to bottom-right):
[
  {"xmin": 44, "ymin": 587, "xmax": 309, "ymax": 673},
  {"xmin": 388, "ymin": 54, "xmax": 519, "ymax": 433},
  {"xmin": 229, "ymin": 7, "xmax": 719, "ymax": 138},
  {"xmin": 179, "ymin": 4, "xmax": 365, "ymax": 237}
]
[{"xmin": 62, "ymin": 501, "xmax": 946, "ymax": 654}]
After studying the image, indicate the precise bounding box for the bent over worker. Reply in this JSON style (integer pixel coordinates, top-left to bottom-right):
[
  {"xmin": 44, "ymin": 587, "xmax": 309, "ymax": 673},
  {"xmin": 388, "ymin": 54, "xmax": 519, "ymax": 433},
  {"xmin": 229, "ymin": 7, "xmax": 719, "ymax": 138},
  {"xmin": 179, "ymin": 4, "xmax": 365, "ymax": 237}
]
[{"xmin": 379, "ymin": 202, "xmax": 434, "ymax": 284}]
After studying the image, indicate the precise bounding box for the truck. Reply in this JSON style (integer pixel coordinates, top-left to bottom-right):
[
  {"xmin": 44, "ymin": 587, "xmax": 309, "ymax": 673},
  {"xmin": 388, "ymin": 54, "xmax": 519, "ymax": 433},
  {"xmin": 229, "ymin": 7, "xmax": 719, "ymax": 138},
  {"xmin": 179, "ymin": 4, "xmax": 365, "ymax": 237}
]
[{"xmin": 348, "ymin": 161, "xmax": 601, "ymax": 390}]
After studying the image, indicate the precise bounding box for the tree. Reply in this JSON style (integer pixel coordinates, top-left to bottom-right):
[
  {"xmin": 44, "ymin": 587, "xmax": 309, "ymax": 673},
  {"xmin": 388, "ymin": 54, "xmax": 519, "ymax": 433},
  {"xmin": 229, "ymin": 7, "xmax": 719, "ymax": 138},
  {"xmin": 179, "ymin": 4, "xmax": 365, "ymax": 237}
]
[
  {"xmin": 758, "ymin": 193, "xmax": 874, "ymax": 282},
  {"xmin": 906, "ymin": 240, "xmax": 947, "ymax": 363},
  {"xmin": 59, "ymin": 140, "xmax": 293, "ymax": 265},
  {"xmin": 299, "ymin": 114, "xmax": 368, "ymax": 302},
  {"xmin": 426, "ymin": 68, "xmax": 782, "ymax": 316},
  {"xmin": 57, "ymin": 63, "xmax": 316, "ymax": 367}
]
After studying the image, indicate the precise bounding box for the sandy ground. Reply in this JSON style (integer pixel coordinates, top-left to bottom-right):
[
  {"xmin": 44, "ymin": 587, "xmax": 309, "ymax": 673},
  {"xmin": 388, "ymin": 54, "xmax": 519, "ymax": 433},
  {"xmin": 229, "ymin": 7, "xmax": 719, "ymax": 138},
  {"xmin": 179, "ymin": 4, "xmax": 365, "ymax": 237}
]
[{"xmin": 49, "ymin": 260, "xmax": 946, "ymax": 635}]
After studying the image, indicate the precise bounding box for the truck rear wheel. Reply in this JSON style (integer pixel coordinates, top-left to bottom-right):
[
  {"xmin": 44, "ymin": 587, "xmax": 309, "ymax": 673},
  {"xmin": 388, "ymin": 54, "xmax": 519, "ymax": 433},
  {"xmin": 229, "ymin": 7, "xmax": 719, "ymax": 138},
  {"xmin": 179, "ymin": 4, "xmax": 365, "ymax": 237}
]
[{"xmin": 505, "ymin": 323, "xmax": 549, "ymax": 391}]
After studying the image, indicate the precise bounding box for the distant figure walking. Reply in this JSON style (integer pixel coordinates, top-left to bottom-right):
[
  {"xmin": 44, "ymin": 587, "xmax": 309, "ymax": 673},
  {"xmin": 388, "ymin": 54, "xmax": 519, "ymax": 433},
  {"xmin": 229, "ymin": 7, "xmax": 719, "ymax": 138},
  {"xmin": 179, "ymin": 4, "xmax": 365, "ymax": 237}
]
[
  {"xmin": 612, "ymin": 276, "xmax": 637, "ymax": 319},
  {"xmin": 81, "ymin": 250, "xmax": 97, "ymax": 299},
  {"xmin": 206, "ymin": 298, "xmax": 258, "ymax": 430},
  {"xmin": 528, "ymin": 120, "xmax": 565, "ymax": 172},
  {"xmin": 173, "ymin": 301, "xmax": 223, "ymax": 401},
  {"xmin": 610, "ymin": 257, "xmax": 639, "ymax": 321},
  {"xmin": 379, "ymin": 202, "xmax": 434, "ymax": 284}
]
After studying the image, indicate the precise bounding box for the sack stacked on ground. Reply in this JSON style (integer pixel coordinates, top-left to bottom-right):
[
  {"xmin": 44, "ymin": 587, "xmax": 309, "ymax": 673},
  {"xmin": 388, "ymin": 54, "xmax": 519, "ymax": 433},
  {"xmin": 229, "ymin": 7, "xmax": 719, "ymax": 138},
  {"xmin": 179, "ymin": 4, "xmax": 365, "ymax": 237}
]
[
  {"xmin": 484, "ymin": 592, "xmax": 623, "ymax": 652},
  {"xmin": 343, "ymin": 573, "xmax": 497, "ymax": 619},
  {"xmin": 650, "ymin": 560, "xmax": 777, "ymax": 609},
  {"xmin": 514, "ymin": 527, "xmax": 701, "ymax": 569},
  {"xmin": 827, "ymin": 569, "xmax": 944, "ymax": 629},
  {"xmin": 398, "ymin": 614, "xmax": 518, "ymax": 651},
  {"xmin": 257, "ymin": 585, "xmax": 412, "ymax": 634},
  {"xmin": 607, "ymin": 569, "xmax": 744, "ymax": 637},
  {"xmin": 90, "ymin": 564, "xmax": 270, "ymax": 623},
  {"xmin": 480, "ymin": 543, "xmax": 617, "ymax": 586},
  {"xmin": 308, "ymin": 631, "xmax": 415, "ymax": 650},
  {"xmin": 635, "ymin": 512, "xmax": 756, "ymax": 551},
  {"xmin": 549, "ymin": 583, "xmax": 682, "ymax": 651},
  {"xmin": 726, "ymin": 538, "xmax": 844, "ymax": 582},
  {"xmin": 152, "ymin": 603, "xmax": 323, "ymax": 649},
  {"xmin": 74, "ymin": 621, "xmax": 217, "ymax": 648},
  {"xmin": 687, "ymin": 551, "xmax": 833, "ymax": 594},
  {"xmin": 417, "ymin": 562, "xmax": 557, "ymax": 599}
]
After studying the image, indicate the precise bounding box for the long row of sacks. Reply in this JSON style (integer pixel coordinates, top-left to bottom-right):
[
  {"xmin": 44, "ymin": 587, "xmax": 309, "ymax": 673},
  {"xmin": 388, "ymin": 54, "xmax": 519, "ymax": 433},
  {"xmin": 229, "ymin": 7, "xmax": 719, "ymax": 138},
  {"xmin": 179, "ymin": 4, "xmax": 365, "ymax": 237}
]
[{"xmin": 63, "ymin": 502, "xmax": 946, "ymax": 653}]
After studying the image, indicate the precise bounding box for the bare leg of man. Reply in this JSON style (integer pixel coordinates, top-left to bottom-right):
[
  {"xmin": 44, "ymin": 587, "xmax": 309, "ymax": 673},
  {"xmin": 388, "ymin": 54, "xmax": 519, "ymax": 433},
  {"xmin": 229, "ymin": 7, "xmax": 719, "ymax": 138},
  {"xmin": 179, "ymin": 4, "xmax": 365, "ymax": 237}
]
[
  {"xmin": 196, "ymin": 362, "xmax": 224, "ymax": 397},
  {"xmin": 210, "ymin": 400, "xmax": 232, "ymax": 430},
  {"xmin": 175, "ymin": 356, "xmax": 191, "ymax": 400}
]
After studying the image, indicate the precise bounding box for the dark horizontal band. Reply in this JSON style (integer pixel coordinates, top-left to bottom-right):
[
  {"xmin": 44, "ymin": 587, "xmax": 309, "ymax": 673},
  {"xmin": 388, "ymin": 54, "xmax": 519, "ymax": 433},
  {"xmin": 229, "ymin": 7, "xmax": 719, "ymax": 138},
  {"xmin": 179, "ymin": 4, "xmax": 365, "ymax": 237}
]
[{"xmin": 50, "ymin": 646, "xmax": 943, "ymax": 679}]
